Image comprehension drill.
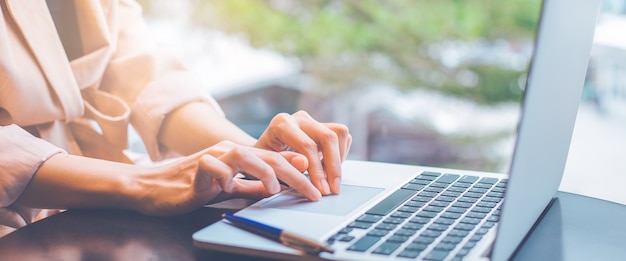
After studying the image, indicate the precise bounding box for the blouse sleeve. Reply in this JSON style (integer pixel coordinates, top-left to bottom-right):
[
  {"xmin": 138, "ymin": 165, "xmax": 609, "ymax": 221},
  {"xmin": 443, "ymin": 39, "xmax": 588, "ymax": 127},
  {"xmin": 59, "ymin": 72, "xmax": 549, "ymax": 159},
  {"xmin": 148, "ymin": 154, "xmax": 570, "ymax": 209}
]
[
  {"xmin": 0, "ymin": 124, "xmax": 64, "ymax": 228},
  {"xmin": 99, "ymin": 0, "xmax": 224, "ymax": 161}
]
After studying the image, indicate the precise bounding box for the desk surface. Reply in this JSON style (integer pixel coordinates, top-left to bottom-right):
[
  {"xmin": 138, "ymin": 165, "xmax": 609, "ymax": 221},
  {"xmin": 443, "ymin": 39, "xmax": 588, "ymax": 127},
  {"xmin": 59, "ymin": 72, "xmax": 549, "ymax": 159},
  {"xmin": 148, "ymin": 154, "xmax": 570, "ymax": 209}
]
[{"xmin": 0, "ymin": 192, "xmax": 624, "ymax": 261}]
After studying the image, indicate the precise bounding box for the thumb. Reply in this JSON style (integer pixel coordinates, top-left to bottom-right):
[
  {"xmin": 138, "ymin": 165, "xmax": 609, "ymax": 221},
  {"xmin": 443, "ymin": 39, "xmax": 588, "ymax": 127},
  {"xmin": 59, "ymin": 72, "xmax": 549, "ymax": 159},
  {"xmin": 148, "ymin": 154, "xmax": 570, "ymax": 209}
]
[{"xmin": 230, "ymin": 179, "xmax": 277, "ymax": 199}]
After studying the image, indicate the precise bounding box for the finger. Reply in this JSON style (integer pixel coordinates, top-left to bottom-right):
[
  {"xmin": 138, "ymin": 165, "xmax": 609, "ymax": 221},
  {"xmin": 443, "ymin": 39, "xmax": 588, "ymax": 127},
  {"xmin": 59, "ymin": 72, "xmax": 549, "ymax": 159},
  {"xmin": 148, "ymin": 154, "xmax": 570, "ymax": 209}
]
[
  {"xmin": 230, "ymin": 179, "xmax": 274, "ymax": 199},
  {"xmin": 263, "ymin": 113, "xmax": 330, "ymax": 195},
  {"xmin": 262, "ymin": 150, "xmax": 321, "ymax": 201},
  {"xmin": 219, "ymin": 147, "xmax": 281, "ymax": 194},
  {"xmin": 323, "ymin": 123, "xmax": 352, "ymax": 161},
  {"xmin": 291, "ymin": 111, "xmax": 343, "ymax": 194},
  {"xmin": 198, "ymin": 154, "xmax": 236, "ymax": 193},
  {"xmin": 279, "ymin": 151, "xmax": 309, "ymax": 172}
]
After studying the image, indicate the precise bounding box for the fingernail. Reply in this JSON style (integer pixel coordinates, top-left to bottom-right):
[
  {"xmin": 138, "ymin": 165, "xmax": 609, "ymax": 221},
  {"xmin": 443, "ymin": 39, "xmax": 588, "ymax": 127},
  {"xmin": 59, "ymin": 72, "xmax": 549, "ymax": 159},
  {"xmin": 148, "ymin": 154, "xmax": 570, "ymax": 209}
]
[
  {"xmin": 321, "ymin": 179, "xmax": 331, "ymax": 195},
  {"xmin": 332, "ymin": 177, "xmax": 341, "ymax": 194},
  {"xmin": 308, "ymin": 189, "xmax": 322, "ymax": 201}
]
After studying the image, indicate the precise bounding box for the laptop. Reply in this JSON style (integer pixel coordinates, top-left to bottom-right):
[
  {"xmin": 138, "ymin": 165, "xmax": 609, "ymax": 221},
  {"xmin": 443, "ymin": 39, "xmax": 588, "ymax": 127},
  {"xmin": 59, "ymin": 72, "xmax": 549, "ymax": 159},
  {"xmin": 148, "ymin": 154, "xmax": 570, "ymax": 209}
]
[{"xmin": 193, "ymin": 0, "xmax": 601, "ymax": 260}]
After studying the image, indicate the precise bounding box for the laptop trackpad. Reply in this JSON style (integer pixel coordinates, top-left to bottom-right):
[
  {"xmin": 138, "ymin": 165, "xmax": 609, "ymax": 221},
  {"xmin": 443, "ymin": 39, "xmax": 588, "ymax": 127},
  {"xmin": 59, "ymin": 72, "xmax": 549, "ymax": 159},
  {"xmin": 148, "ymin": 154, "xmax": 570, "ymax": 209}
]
[{"xmin": 259, "ymin": 185, "xmax": 384, "ymax": 216}]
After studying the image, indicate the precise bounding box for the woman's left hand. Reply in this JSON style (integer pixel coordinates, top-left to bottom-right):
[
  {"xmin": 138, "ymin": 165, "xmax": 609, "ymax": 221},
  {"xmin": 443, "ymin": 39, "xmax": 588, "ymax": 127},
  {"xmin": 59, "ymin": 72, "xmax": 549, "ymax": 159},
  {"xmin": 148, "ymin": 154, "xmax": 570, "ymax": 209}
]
[{"xmin": 255, "ymin": 111, "xmax": 352, "ymax": 195}]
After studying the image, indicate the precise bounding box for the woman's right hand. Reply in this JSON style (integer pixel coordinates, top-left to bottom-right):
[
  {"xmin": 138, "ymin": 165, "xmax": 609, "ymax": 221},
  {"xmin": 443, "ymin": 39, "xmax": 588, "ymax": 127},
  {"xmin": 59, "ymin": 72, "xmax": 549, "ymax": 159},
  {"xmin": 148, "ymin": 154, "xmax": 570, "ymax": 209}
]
[{"xmin": 132, "ymin": 141, "xmax": 322, "ymax": 216}]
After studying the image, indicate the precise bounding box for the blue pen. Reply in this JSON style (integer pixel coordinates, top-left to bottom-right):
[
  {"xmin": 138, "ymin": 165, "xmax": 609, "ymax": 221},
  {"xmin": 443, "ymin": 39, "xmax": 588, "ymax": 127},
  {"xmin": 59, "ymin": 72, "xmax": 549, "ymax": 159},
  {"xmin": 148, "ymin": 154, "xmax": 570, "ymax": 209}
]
[{"xmin": 222, "ymin": 213, "xmax": 335, "ymax": 255}]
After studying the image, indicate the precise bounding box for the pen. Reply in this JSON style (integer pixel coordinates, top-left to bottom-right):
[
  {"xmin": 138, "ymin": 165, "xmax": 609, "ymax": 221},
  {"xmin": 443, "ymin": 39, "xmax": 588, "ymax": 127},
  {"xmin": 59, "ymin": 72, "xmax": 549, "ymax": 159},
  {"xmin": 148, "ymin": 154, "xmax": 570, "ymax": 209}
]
[{"xmin": 222, "ymin": 213, "xmax": 335, "ymax": 255}]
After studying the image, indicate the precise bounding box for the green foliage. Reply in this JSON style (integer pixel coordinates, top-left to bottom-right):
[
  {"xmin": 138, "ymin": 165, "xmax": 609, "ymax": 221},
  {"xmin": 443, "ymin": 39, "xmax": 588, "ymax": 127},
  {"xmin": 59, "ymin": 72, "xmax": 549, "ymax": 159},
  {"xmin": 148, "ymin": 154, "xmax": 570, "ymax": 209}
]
[{"xmin": 187, "ymin": 0, "xmax": 541, "ymax": 104}]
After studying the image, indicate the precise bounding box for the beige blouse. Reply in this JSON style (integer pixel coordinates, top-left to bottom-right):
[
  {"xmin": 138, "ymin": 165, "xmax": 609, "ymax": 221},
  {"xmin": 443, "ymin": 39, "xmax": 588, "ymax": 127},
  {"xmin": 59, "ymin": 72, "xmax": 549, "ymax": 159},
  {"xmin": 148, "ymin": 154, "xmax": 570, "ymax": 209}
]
[{"xmin": 0, "ymin": 0, "xmax": 223, "ymax": 236}]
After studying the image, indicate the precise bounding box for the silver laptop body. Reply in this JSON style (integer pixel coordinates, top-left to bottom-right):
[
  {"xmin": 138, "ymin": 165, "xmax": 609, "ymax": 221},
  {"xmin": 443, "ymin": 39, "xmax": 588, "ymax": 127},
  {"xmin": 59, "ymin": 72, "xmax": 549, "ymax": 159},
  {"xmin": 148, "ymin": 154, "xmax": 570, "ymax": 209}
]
[{"xmin": 193, "ymin": 0, "xmax": 601, "ymax": 260}]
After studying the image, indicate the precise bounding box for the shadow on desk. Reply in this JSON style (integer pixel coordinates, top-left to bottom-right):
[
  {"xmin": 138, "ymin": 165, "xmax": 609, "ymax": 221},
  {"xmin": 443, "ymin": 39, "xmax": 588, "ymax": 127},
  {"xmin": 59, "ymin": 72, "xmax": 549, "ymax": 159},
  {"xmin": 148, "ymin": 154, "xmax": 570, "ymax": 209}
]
[{"xmin": 0, "ymin": 207, "xmax": 269, "ymax": 261}]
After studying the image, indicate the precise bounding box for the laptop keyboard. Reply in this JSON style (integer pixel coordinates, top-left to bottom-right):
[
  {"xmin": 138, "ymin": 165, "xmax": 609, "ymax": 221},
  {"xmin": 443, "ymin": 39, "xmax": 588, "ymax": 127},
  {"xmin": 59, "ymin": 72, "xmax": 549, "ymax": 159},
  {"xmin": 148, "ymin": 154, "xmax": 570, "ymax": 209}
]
[{"xmin": 326, "ymin": 171, "xmax": 507, "ymax": 260}]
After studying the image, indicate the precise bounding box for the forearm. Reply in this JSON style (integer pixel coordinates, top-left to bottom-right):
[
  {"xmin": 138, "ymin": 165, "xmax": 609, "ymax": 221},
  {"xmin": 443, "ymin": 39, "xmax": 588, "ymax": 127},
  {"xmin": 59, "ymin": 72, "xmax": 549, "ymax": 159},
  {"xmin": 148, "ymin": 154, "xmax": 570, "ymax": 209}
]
[
  {"xmin": 158, "ymin": 101, "xmax": 257, "ymax": 155},
  {"xmin": 14, "ymin": 153, "xmax": 145, "ymax": 211}
]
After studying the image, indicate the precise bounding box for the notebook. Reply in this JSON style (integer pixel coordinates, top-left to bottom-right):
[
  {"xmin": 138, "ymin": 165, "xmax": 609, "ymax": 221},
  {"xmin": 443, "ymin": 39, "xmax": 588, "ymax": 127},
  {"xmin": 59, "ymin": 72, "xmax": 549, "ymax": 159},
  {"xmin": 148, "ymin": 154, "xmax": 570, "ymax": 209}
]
[{"xmin": 193, "ymin": 0, "xmax": 601, "ymax": 260}]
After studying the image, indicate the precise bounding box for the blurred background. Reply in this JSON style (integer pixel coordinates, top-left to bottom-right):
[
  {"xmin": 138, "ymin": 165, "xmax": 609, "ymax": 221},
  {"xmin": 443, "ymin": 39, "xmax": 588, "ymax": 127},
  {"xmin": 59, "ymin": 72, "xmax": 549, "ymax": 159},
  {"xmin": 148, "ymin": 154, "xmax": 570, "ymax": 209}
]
[{"xmin": 132, "ymin": 0, "xmax": 626, "ymax": 204}]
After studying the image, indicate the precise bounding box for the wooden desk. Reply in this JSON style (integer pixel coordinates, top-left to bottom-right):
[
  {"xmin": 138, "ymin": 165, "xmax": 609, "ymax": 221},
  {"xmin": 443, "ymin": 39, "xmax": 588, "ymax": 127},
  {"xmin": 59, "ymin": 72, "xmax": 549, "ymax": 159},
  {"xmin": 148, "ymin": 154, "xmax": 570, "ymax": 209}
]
[{"xmin": 0, "ymin": 192, "xmax": 624, "ymax": 260}]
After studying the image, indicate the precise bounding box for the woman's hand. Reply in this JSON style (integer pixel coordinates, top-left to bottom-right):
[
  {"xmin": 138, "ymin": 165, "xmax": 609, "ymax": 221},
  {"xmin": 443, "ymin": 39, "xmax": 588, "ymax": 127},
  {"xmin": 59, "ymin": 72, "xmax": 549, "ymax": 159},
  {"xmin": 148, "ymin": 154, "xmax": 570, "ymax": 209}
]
[
  {"xmin": 133, "ymin": 141, "xmax": 322, "ymax": 216},
  {"xmin": 255, "ymin": 111, "xmax": 352, "ymax": 196}
]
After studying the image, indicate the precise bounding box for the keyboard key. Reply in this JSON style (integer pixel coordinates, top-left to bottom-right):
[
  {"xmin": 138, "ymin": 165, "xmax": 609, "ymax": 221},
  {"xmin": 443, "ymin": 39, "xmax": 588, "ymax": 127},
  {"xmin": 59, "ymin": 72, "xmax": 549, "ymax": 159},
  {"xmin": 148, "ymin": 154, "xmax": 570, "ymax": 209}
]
[
  {"xmin": 478, "ymin": 177, "xmax": 499, "ymax": 184},
  {"xmin": 398, "ymin": 206, "xmax": 420, "ymax": 213},
  {"xmin": 491, "ymin": 187, "xmax": 505, "ymax": 193},
  {"xmin": 421, "ymin": 229, "xmax": 442, "ymax": 238},
  {"xmin": 469, "ymin": 234, "xmax": 483, "ymax": 242},
  {"xmin": 448, "ymin": 229, "xmax": 469, "ymax": 237},
  {"xmin": 424, "ymin": 186, "xmax": 445, "ymax": 193},
  {"xmin": 367, "ymin": 229, "xmax": 389, "ymax": 237},
  {"xmin": 460, "ymin": 217, "xmax": 482, "ymax": 225},
  {"xmin": 395, "ymin": 228, "xmax": 418, "ymax": 237},
  {"xmin": 413, "ymin": 236, "xmax": 436, "ymax": 245},
  {"xmin": 468, "ymin": 187, "xmax": 489, "ymax": 194},
  {"xmin": 458, "ymin": 197, "xmax": 478, "ymax": 203},
  {"xmin": 411, "ymin": 195, "xmax": 431, "ymax": 202},
  {"xmin": 421, "ymin": 171, "xmax": 441, "ymax": 177},
  {"xmin": 473, "ymin": 182, "xmax": 493, "ymax": 189},
  {"xmin": 416, "ymin": 211, "xmax": 438, "ymax": 218},
  {"xmin": 441, "ymin": 235, "xmax": 464, "ymax": 244},
  {"xmin": 418, "ymin": 175, "xmax": 437, "ymax": 181},
  {"xmin": 402, "ymin": 183, "xmax": 426, "ymax": 191},
  {"xmin": 405, "ymin": 201, "xmax": 426, "ymax": 208},
  {"xmin": 454, "ymin": 223, "xmax": 475, "ymax": 231},
  {"xmin": 383, "ymin": 217, "xmax": 405, "ymax": 224},
  {"xmin": 466, "ymin": 212, "xmax": 487, "ymax": 219},
  {"xmin": 410, "ymin": 216, "xmax": 432, "ymax": 224},
  {"xmin": 477, "ymin": 201, "xmax": 497, "ymax": 208},
  {"xmin": 434, "ymin": 217, "xmax": 455, "ymax": 225},
  {"xmin": 441, "ymin": 212, "xmax": 462, "ymax": 219},
  {"xmin": 488, "ymin": 191, "xmax": 505, "ymax": 198},
  {"xmin": 425, "ymin": 249, "xmax": 451, "ymax": 261},
  {"xmin": 452, "ymin": 202, "xmax": 473, "ymax": 208},
  {"xmin": 387, "ymin": 235, "xmax": 410, "ymax": 243},
  {"xmin": 482, "ymin": 196, "xmax": 501, "ymax": 203},
  {"xmin": 405, "ymin": 242, "xmax": 429, "ymax": 251},
  {"xmin": 458, "ymin": 175, "xmax": 479, "ymax": 183},
  {"xmin": 434, "ymin": 242, "xmax": 457, "ymax": 251},
  {"xmin": 452, "ymin": 182, "xmax": 471, "ymax": 188},
  {"xmin": 410, "ymin": 179, "xmax": 431, "ymax": 186},
  {"xmin": 423, "ymin": 206, "xmax": 444, "ymax": 213},
  {"xmin": 441, "ymin": 191, "xmax": 462, "ymax": 198},
  {"xmin": 436, "ymin": 174, "xmax": 461, "ymax": 184},
  {"xmin": 376, "ymin": 223, "xmax": 397, "ymax": 230},
  {"xmin": 475, "ymin": 228, "xmax": 490, "ymax": 235},
  {"xmin": 338, "ymin": 235, "xmax": 356, "ymax": 242},
  {"xmin": 391, "ymin": 211, "xmax": 412, "ymax": 218},
  {"xmin": 397, "ymin": 250, "xmax": 421, "ymax": 258},
  {"xmin": 428, "ymin": 224, "xmax": 450, "ymax": 231},
  {"xmin": 348, "ymin": 221, "xmax": 373, "ymax": 229},
  {"xmin": 418, "ymin": 191, "xmax": 438, "ymax": 198},
  {"xmin": 446, "ymin": 207, "xmax": 467, "ymax": 214},
  {"xmin": 471, "ymin": 207, "xmax": 491, "ymax": 213},
  {"xmin": 403, "ymin": 222, "xmax": 424, "ymax": 231},
  {"xmin": 366, "ymin": 189, "xmax": 417, "ymax": 216},
  {"xmin": 447, "ymin": 186, "xmax": 467, "ymax": 193},
  {"xmin": 357, "ymin": 214, "xmax": 383, "ymax": 223},
  {"xmin": 463, "ymin": 192, "xmax": 483, "ymax": 198},
  {"xmin": 430, "ymin": 182, "xmax": 449, "ymax": 188},
  {"xmin": 347, "ymin": 235, "xmax": 381, "ymax": 252},
  {"xmin": 429, "ymin": 200, "xmax": 450, "ymax": 207},
  {"xmin": 372, "ymin": 242, "xmax": 401, "ymax": 255}
]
